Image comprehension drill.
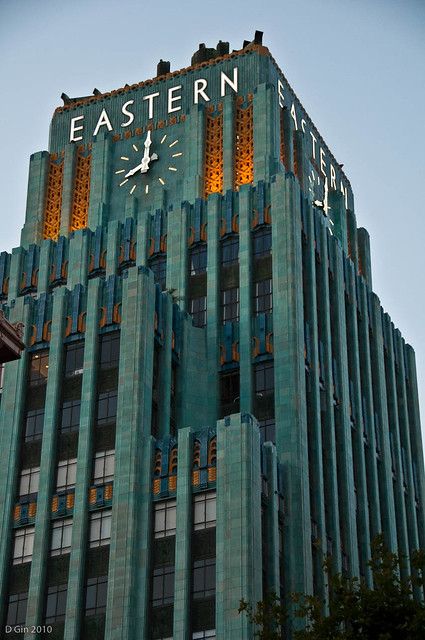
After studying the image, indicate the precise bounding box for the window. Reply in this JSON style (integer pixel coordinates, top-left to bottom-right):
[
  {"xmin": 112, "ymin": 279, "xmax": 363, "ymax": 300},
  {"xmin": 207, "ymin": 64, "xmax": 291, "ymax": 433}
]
[
  {"xmin": 64, "ymin": 342, "xmax": 84, "ymax": 376},
  {"xmin": 44, "ymin": 584, "xmax": 67, "ymax": 623},
  {"xmin": 149, "ymin": 255, "xmax": 167, "ymax": 290},
  {"xmin": 259, "ymin": 418, "xmax": 276, "ymax": 445},
  {"xmin": 192, "ymin": 558, "xmax": 215, "ymax": 599},
  {"xmin": 221, "ymin": 236, "xmax": 239, "ymax": 266},
  {"xmin": 89, "ymin": 510, "xmax": 112, "ymax": 548},
  {"xmin": 154, "ymin": 499, "xmax": 177, "ymax": 539},
  {"xmin": 96, "ymin": 391, "xmax": 118, "ymax": 426},
  {"xmin": 13, "ymin": 526, "xmax": 35, "ymax": 564},
  {"xmin": 99, "ymin": 333, "xmax": 120, "ymax": 370},
  {"xmin": 19, "ymin": 466, "xmax": 40, "ymax": 497},
  {"xmin": 193, "ymin": 492, "xmax": 216, "ymax": 531},
  {"xmin": 189, "ymin": 244, "xmax": 207, "ymax": 276},
  {"xmin": 253, "ymin": 279, "xmax": 272, "ymax": 315},
  {"xmin": 190, "ymin": 296, "xmax": 207, "ymax": 328},
  {"xmin": 193, "ymin": 632, "xmax": 216, "ymax": 639},
  {"xmin": 85, "ymin": 576, "xmax": 108, "ymax": 617},
  {"xmin": 50, "ymin": 518, "xmax": 73, "ymax": 556},
  {"xmin": 93, "ymin": 449, "xmax": 115, "ymax": 485},
  {"xmin": 253, "ymin": 226, "xmax": 272, "ymax": 257},
  {"xmin": 56, "ymin": 458, "xmax": 77, "ymax": 491},
  {"xmin": 60, "ymin": 399, "xmax": 81, "ymax": 432},
  {"xmin": 6, "ymin": 591, "xmax": 28, "ymax": 626},
  {"xmin": 221, "ymin": 288, "xmax": 239, "ymax": 324},
  {"xmin": 254, "ymin": 361, "xmax": 275, "ymax": 426},
  {"xmin": 24, "ymin": 408, "xmax": 44, "ymax": 442},
  {"xmin": 152, "ymin": 565, "xmax": 175, "ymax": 606},
  {"xmin": 220, "ymin": 370, "xmax": 240, "ymax": 417},
  {"xmin": 28, "ymin": 351, "xmax": 49, "ymax": 385}
]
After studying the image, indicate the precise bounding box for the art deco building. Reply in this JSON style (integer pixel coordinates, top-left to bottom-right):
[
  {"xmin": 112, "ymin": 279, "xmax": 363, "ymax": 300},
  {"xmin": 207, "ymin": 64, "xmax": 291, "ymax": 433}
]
[{"xmin": 0, "ymin": 32, "xmax": 424, "ymax": 640}]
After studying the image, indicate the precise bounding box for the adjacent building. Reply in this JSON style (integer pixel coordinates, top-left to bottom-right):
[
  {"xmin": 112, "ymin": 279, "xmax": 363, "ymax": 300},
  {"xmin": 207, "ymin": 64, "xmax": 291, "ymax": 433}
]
[{"xmin": 0, "ymin": 32, "xmax": 424, "ymax": 640}]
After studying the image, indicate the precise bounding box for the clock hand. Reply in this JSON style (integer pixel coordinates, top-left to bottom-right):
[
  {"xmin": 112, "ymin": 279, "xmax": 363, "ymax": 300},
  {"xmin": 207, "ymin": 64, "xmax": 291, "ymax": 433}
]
[
  {"xmin": 124, "ymin": 161, "xmax": 144, "ymax": 178},
  {"xmin": 140, "ymin": 130, "xmax": 152, "ymax": 172}
]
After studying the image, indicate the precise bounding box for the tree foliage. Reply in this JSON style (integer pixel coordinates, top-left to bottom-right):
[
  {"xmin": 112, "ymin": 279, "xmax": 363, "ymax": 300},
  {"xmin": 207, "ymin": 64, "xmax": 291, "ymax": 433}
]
[{"xmin": 239, "ymin": 536, "xmax": 425, "ymax": 640}]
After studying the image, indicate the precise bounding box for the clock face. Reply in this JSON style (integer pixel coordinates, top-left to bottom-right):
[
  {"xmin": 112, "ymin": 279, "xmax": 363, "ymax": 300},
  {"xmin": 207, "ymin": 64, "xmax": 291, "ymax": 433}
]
[
  {"xmin": 308, "ymin": 166, "xmax": 334, "ymax": 234},
  {"xmin": 114, "ymin": 129, "xmax": 183, "ymax": 198}
]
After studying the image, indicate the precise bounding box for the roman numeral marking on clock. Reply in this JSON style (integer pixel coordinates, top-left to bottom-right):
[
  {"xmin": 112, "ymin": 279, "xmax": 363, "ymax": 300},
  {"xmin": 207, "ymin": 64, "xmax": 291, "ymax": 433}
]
[
  {"xmin": 168, "ymin": 167, "xmax": 177, "ymax": 172},
  {"xmin": 169, "ymin": 140, "xmax": 178, "ymax": 148},
  {"xmin": 115, "ymin": 169, "xmax": 125, "ymax": 174},
  {"xmin": 158, "ymin": 178, "xmax": 165, "ymax": 185},
  {"xmin": 160, "ymin": 135, "xmax": 167, "ymax": 144},
  {"xmin": 130, "ymin": 185, "xmax": 137, "ymax": 195},
  {"xmin": 119, "ymin": 179, "xmax": 128, "ymax": 187},
  {"xmin": 132, "ymin": 144, "xmax": 138, "ymax": 152},
  {"xmin": 145, "ymin": 185, "xmax": 149, "ymax": 194},
  {"xmin": 120, "ymin": 156, "xmax": 129, "ymax": 161},
  {"xmin": 172, "ymin": 152, "xmax": 183, "ymax": 157}
]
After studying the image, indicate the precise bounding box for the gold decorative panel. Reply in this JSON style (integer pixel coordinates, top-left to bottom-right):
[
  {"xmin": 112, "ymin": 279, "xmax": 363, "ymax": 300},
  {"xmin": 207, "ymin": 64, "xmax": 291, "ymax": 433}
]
[
  {"xmin": 234, "ymin": 95, "xmax": 254, "ymax": 189},
  {"xmin": 70, "ymin": 148, "xmax": 91, "ymax": 231},
  {"xmin": 203, "ymin": 105, "xmax": 223, "ymax": 198},
  {"xmin": 43, "ymin": 157, "xmax": 64, "ymax": 240}
]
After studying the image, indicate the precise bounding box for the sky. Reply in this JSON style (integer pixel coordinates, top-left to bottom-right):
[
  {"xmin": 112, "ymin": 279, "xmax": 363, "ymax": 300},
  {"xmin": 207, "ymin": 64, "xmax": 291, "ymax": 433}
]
[{"xmin": 0, "ymin": 0, "xmax": 424, "ymax": 435}]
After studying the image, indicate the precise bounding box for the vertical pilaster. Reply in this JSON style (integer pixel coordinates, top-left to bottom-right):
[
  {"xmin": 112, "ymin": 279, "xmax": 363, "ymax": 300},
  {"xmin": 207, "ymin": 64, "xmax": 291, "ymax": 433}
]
[
  {"xmin": 253, "ymin": 83, "xmax": 277, "ymax": 182},
  {"xmin": 67, "ymin": 229, "xmax": 89, "ymax": 289},
  {"xmin": 173, "ymin": 427, "xmax": 192, "ymax": 640},
  {"xmin": 59, "ymin": 144, "xmax": 78, "ymax": 237},
  {"xmin": 106, "ymin": 221, "xmax": 120, "ymax": 278},
  {"xmin": 88, "ymin": 133, "xmax": 110, "ymax": 230},
  {"xmin": 38, "ymin": 239, "xmax": 53, "ymax": 294},
  {"xmin": 183, "ymin": 104, "xmax": 205, "ymax": 202},
  {"xmin": 8, "ymin": 247, "xmax": 25, "ymax": 302},
  {"xmin": 136, "ymin": 211, "xmax": 149, "ymax": 268},
  {"xmin": 206, "ymin": 194, "xmax": 220, "ymax": 421},
  {"xmin": 222, "ymin": 96, "xmax": 234, "ymax": 192},
  {"xmin": 239, "ymin": 185, "xmax": 253, "ymax": 413},
  {"xmin": 216, "ymin": 413, "xmax": 262, "ymax": 639},
  {"xmin": 263, "ymin": 442, "xmax": 280, "ymax": 595},
  {"xmin": 280, "ymin": 107, "xmax": 294, "ymax": 173},
  {"xmin": 271, "ymin": 173, "xmax": 312, "ymax": 597},
  {"xmin": 20, "ymin": 151, "xmax": 50, "ymax": 249},
  {"xmin": 25, "ymin": 288, "xmax": 67, "ymax": 638},
  {"xmin": 357, "ymin": 227, "xmax": 372, "ymax": 289},
  {"xmin": 167, "ymin": 203, "xmax": 188, "ymax": 306},
  {"xmin": 159, "ymin": 294, "xmax": 173, "ymax": 437},
  {"xmin": 63, "ymin": 278, "xmax": 101, "ymax": 640}
]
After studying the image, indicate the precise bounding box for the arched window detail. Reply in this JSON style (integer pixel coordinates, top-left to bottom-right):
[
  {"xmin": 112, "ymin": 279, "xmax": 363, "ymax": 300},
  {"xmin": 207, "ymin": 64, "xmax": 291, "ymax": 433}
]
[
  {"xmin": 168, "ymin": 446, "xmax": 178, "ymax": 492},
  {"xmin": 193, "ymin": 440, "xmax": 201, "ymax": 486},
  {"xmin": 153, "ymin": 449, "xmax": 162, "ymax": 495},
  {"xmin": 208, "ymin": 437, "xmax": 217, "ymax": 482}
]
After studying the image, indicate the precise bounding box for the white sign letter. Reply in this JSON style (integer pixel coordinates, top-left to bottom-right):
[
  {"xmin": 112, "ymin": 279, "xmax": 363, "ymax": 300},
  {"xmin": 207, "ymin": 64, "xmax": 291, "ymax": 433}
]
[
  {"xmin": 340, "ymin": 181, "xmax": 348, "ymax": 207},
  {"xmin": 290, "ymin": 103, "xmax": 298, "ymax": 130},
  {"xmin": 330, "ymin": 164, "xmax": 336, "ymax": 190},
  {"xmin": 309, "ymin": 131, "xmax": 317, "ymax": 160},
  {"xmin": 143, "ymin": 92, "xmax": 160, "ymax": 119},
  {"xmin": 220, "ymin": 68, "xmax": 238, "ymax": 96},
  {"xmin": 194, "ymin": 79, "xmax": 210, "ymax": 104},
  {"xmin": 320, "ymin": 147, "xmax": 327, "ymax": 176},
  {"xmin": 301, "ymin": 119, "xmax": 307, "ymax": 133},
  {"xmin": 93, "ymin": 109, "xmax": 113, "ymax": 137},
  {"xmin": 278, "ymin": 80, "xmax": 285, "ymax": 108},
  {"xmin": 70, "ymin": 115, "xmax": 84, "ymax": 142},
  {"xmin": 121, "ymin": 100, "xmax": 135, "ymax": 127},
  {"xmin": 168, "ymin": 86, "xmax": 182, "ymax": 113}
]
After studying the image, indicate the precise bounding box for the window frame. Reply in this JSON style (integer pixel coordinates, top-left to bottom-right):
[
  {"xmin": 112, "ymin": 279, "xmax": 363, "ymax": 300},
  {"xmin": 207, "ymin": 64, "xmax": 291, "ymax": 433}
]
[
  {"xmin": 93, "ymin": 449, "xmax": 115, "ymax": 486},
  {"xmin": 56, "ymin": 458, "xmax": 77, "ymax": 492},
  {"xmin": 221, "ymin": 287, "xmax": 239, "ymax": 324},
  {"xmin": 253, "ymin": 278, "xmax": 273, "ymax": 315},
  {"xmin": 13, "ymin": 526, "xmax": 35, "ymax": 565},
  {"xmin": 44, "ymin": 583, "xmax": 67, "ymax": 624},
  {"xmin": 151, "ymin": 564, "xmax": 175, "ymax": 607},
  {"xmin": 89, "ymin": 509, "xmax": 112, "ymax": 548},
  {"xmin": 189, "ymin": 296, "xmax": 207, "ymax": 328},
  {"xmin": 189, "ymin": 243, "xmax": 207, "ymax": 276},
  {"xmin": 19, "ymin": 466, "xmax": 40, "ymax": 497},
  {"xmin": 252, "ymin": 226, "xmax": 272, "ymax": 258},
  {"xmin": 85, "ymin": 575, "xmax": 108, "ymax": 617},
  {"xmin": 193, "ymin": 492, "xmax": 216, "ymax": 531},
  {"xmin": 6, "ymin": 591, "xmax": 28, "ymax": 627},
  {"xmin": 50, "ymin": 518, "xmax": 73, "ymax": 557},
  {"xmin": 64, "ymin": 342, "xmax": 84, "ymax": 377},
  {"xmin": 220, "ymin": 236, "xmax": 239, "ymax": 266},
  {"xmin": 96, "ymin": 390, "xmax": 118, "ymax": 426},
  {"xmin": 154, "ymin": 499, "xmax": 177, "ymax": 539},
  {"xmin": 192, "ymin": 557, "xmax": 216, "ymax": 600},
  {"xmin": 24, "ymin": 407, "xmax": 44, "ymax": 442}
]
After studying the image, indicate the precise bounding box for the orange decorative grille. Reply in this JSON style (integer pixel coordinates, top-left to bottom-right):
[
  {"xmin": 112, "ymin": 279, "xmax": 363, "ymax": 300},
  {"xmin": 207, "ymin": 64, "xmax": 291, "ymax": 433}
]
[
  {"xmin": 234, "ymin": 96, "xmax": 254, "ymax": 189},
  {"xmin": 203, "ymin": 106, "xmax": 223, "ymax": 198},
  {"xmin": 70, "ymin": 149, "xmax": 91, "ymax": 231},
  {"xmin": 43, "ymin": 158, "xmax": 64, "ymax": 240}
]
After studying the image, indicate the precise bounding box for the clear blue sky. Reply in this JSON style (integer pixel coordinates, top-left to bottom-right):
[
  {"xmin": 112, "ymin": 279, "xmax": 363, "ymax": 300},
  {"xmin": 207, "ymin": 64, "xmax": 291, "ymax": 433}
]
[{"xmin": 0, "ymin": 0, "xmax": 424, "ymax": 436}]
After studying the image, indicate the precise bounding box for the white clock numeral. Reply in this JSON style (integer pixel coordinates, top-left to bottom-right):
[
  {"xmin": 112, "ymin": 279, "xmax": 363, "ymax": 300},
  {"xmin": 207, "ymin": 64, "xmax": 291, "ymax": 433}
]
[
  {"xmin": 158, "ymin": 177, "xmax": 165, "ymax": 185},
  {"xmin": 169, "ymin": 140, "xmax": 178, "ymax": 147},
  {"xmin": 120, "ymin": 156, "xmax": 129, "ymax": 161},
  {"xmin": 130, "ymin": 185, "xmax": 136, "ymax": 195},
  {"xmin": 145, "ymin": 185, "xmax": 149, "ymax": 194},
  {"xmin": 132, "ymin": 144, "xmax": 138, "ymax": 152},
  {"xmin": 119, "ymin": 179, "xmax": 129, "ymax": 187},
  {"xmin": 160, "ymin": 134, "xmax": 167, "ymax": 144},
  {"xmin": 115, "ymin": 169, "xmax": 125, "ymax": 174},
  {"xmin": 172, "ymin": 152, "xmax": 183, "ymax": 157},
  {"xmin": 168, "ymin": 167, "xmax": 177, "ymax": 172}
]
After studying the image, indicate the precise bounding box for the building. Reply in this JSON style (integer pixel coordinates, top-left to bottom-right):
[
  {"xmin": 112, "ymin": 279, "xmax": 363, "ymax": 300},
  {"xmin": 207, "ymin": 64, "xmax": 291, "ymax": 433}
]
[{"xmin": 0, "ymin": 32, "xmax": 424, "ymax": 640}]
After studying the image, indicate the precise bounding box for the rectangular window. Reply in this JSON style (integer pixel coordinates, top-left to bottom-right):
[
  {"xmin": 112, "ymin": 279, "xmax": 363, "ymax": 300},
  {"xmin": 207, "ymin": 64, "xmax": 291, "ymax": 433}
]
[
  {"xmin": 193, "ymin": 492, "xmax": 216, "ymax": 531},
  {"xmin": 221, "ymin": 236, "xmax": 239, "ymax": 266},
  {"xmin": 13, "ymin": 526, "xmax": 35, "ymax": 565},
  {"xmin": 152, "ymin": 565, "xmax": 175, "ymax": 606},
  {"xmin": 28, "ymin": 351, "xmax": 49, "ymax": 385},
  {"xmin": 253, "ymin": 279, "xmax": 272, "ymax": 315},
  {"xmin": 252, "ymin": 227, "xmax": 272, "ymax": 258},
  {"xmin": 50, "ymin": 518, "xmax": 73, "ymax": 557},
  {"xmin": 190, "ymin": 296, "xmax": 207, "ymax": 329},
  {"xmin": 192, "ymin": 558, "xmax": 215, "ymax": 599},
  {"xmin": 56, "ymin": 458, "xmax": 77, "ymax": 491},
  {"xmin": 44, "ymin": 584, "xmax": 67, "ymax": 623},
  {"xmin": 219, "ymin": 370, "xmax": 240, "ymax": 417},
  {"xmin": 189, "ymin": 244, "xmax": 207, "ymax": 276},
  {"xmin": 193, "ymin": 632, "xmax": 216, "ymax": 640},
  {"xmin": 99, "ymin": 332, "xmax": 120, "ymax": 370},
  {"xmin": 60, "ymin": 399, "xmax": 81, "ymax": 432},
  {"xmin": 64, "ymin": 342, "xmax": 84, "ymax": 377},
  {"xmin": 254, "ymin": 361, "xmax": 275, "ymax": 429},
  {"xmin": 89, "ymin": 510, "xmax": 112, "ymax": 548},
  {"xmin": 259, "ymin": 418, "xmax": 276, "ymax": 445},
  {"xmin": 93, "ymin": 450, "xmax": 115, "ymax": 485},
  {"xmin": 149, "ymin": 256, "xmax": 167, "ymax": 290},
  {"xmin": 19, "ymin": 466, "xmax": 40, "ymax": 497},
  {"xmin": 221, "ymin": 288, "xmax": 239, "ymax": 324},
  {"xmin": 6, "ymin": 591, "xmax": 28, "ymax": 626},
  {"xmin": 96, "ymin": 390, "xmax": 118, "ymax": 426},
  {"xmin": 154, "ymin": 499, "xmax": 177, "ymax": 539},
  {"xmin": 24, "ymin": 408, "xmax": 44, "ymax": 442},
  {"xmin": 85, "ymin": 576, "xmax": 108, "ymax": 617}
]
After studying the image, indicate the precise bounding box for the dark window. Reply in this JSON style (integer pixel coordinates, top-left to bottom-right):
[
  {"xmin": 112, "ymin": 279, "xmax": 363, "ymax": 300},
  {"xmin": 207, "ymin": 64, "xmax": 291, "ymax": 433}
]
[
  {"xmin": 24, "ymin": 408, "xmax": 44, "ymax": 441},
  {"xmin": 253, "ymin": 279, "xmax": 272, "ymax": 315},
  {"xmin": 50, "ymin": 518, "xmax": 73, "ymax": 557},
  {"xmin": 19, "ymin": 466, "xmax": 40, "ymax": 496},
  {"xmin": 192, "ymin": 558, "xmax": 215, "ymax": 599},
  {"xmin": 56, "ymin": 458, "xmax": 77, "ymax": 491},
  {"xmin": 99, "ymin": 333, "xmax": 120, "ymax": 370},
  {"xmin": 220, "ymin": 371, "xmax": 240, "ymax": 417},
  {"xmin": 13, "ymin": 526, "xmax": 35, "ymax": 565},
  {"xmin": 64, "ymin": 342, "xmax": 84, "ymax": 376},
  {"xmin": 221, "ymin": 288, "xmax": 239, "ymax": 324},
  {"xmin": 149, "ymin": 255, "xmax": 167, "ymax": 290},
  {"xmin": 193, "ymin": 492, "xmax": 216, "ymax": 531},
  {"xmin": 89, "ymin": 510, "xmax": 112, "ymax": 548},
  {"xmin": 60, "ymin": 399, "xmax": 81, "ymax": 432},
  {"xmin": 190, "ymin": 297, "xmax": 207, "ymax": 328},
  {"xmin": 6, "ymin": 591, "xmax": 28, "ymax": 626},
  {"xmin": 93, "ymin": 450, "xmax": 115, "ymax": 485},
  {"xmin": 96, "ymin": 390, "xmax": 117, "ymax": 426},
  {"xmin": 154, "ymin": 499, "xmax": 177, "ymax": 539},
  {"xmin": 253, "ymin": 226, "xmax": 272, "ymax": 257},
  {"xmin": 152, "ymin": 565, "xmax": 175, "ymax": 606},
  {"xmin": 254, "ymin": 361, "xmax": 275, "ymax": 426},
  {"xmin": 44, "ymin": 584, "xmax": 67, "ymax": 623},
  {"xmin": 221, "ymin": 236, "xmax": 239, "ymax": 266},
  {"xmin": 85, "ymin": 576, "xmax": 108, "ymax": 617},
  {"xmin": 28, "ymin": 351, "xmax": 49, "ymax": 385},
  {"xmin": 189, "ymin": 244, "xmax": 207, "ymax": 276},
  {"xmin": 259, "ymin": 418, "xmax": 276, "ymax": 444}
]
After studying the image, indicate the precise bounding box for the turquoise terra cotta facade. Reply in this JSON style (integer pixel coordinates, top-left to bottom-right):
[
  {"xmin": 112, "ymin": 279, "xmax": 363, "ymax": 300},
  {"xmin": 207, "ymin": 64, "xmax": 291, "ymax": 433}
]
[{"xmin": 0, "ymin": 35, "xmax": 424, "ymax": 640}]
